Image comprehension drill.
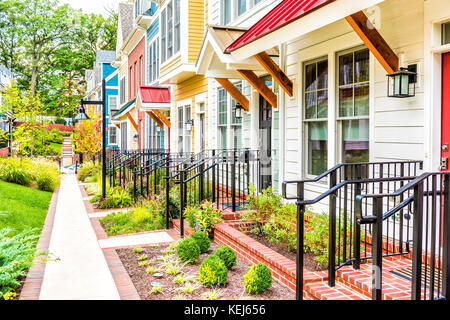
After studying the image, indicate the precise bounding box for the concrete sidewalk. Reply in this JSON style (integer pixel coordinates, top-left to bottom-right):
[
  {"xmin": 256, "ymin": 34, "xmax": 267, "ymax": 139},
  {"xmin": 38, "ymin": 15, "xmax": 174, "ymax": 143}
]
[{"xmin": 39, "ymin": 174, "xmax": 120, "ymax": 300}]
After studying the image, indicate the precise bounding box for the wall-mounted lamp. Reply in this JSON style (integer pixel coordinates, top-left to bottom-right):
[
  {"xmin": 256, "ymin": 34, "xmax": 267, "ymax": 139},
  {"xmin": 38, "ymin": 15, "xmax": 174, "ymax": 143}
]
[
  {"xmin": 235, "ymin": 103, "xmax": 245, "ymax": 119},
  {"xmin": 387, "ymin": 65, "xmax": 417, "ymax": 98},
  {"xmin": 185, "ymin": 119, "xmax": 194, "ymax": 131},
  {"xmin": 133, "ymin": 134, "xmax": 139, "ymax": 142}
]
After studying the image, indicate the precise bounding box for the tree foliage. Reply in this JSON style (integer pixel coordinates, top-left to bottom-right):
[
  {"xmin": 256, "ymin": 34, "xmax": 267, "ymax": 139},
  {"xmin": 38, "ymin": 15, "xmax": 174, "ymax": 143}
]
[
  {"xmin": 0, "ymin": 0, "xmax": 118, "ymax": 117},
  {"xmin": 72, "ymin": 107, "xmax": 102, "ymax": 159}
]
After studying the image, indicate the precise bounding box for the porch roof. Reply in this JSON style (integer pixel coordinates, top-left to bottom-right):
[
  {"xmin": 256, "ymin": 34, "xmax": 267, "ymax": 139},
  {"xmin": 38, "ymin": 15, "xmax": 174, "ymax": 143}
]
[
  {"xmin": 112, "ymin": 99, "xmax": 136, "ymax": 120},
  {"xmin": 136, "ymin": 86, "xmax": 171, "ymax": 112},
  {"xmin": 196, "ymin": 25, "xmax": 279, "ymax": 79},
  {"xmin": 225, "ymin": 0, "xmax": 385, "ymax": 60}
]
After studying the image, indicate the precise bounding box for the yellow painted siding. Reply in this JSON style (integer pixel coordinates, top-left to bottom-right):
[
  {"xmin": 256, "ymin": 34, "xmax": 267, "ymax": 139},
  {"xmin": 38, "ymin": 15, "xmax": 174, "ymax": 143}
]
[
  {"xmin": 188, "ymin": 0, "xmax": 206, "ymax": 63},
  {"xmin": 174, "ymin": 75, "xmax": 208, "ymax": 152},
  {"xmin": 159, "ymin": 54, "xmax": 182, "ymax": 80}
]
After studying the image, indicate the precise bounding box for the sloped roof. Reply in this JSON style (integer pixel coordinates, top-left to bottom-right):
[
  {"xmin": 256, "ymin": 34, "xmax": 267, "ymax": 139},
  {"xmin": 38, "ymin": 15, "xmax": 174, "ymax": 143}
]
[
  {"xmin": 226, "ymin": 0, "xmax": 335, "ymax": 53},
  {"xmin": 95, "ymin": 50, "xmax": 116, "ymax": 64},
  {"xmin": 112, "ymin": 99, "xmax": 136, "ymax": 119},
  {"xmin": 118, "ymin": 2, "xmax": 134, "ymax": 42}
]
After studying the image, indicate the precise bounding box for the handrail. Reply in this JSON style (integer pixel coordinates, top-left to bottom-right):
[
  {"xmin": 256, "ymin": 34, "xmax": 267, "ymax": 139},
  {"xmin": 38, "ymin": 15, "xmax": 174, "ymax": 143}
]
[{"xmin": 282, "ymin": 160, "xmax": 423, "ymax": 200}]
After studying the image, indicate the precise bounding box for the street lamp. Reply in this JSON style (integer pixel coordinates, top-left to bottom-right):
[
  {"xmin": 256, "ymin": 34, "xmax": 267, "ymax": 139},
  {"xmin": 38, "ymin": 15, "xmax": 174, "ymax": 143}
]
[{"xmin": 76, "ymin": 79, "xmax": 107, "ymax": 198}]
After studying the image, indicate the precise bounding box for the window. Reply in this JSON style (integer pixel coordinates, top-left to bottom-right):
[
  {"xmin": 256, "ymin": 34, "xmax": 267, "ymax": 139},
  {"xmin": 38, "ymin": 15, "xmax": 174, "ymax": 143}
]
[
  {"xmin": 148, "ymin": 39, "xmax": 160, "ymax": 83},
  {"xmin": 178, "ymin": 106, "xmax": 184, "ymax": 152},
  {"xmin": 184, "ymin": 106, "xmax": 192, "ymax": 152},
  {"xmin": 237, "ymin": 0, "xmax": 246, "ymax": 16},
  {"xmin": 121, "ymin": 121, "xmax": 128, "ymax": 150},
  {"xmin": 304, "ymin": 58, "xmax": 328, "ymax": 176},
  {"xmin": 443, "ymin": 22, "xmax": 450, "ymax": 45},
  {"xmin": 119, "ymin": 77, "xmax": 126, "ymax": 105},
  {"xmin": 222, "ymin": 0, "xmax": 231, "ymax": 25},
  {"xmin": 161, "ymin": 9, "xmax": 166, "ymax": 62},
  {"xmin": 140, "ymin": 56, "xmax": 144, "ymax": 86},
  {"xmin": 174, "ymin": 0, "xmax": 180, "ymax": 53},
  {"xmin": 231, "ymin": 83, "xmax": 243, "ymax": 148},
  {"xmin": 129, "ymin": 66, "xmax": 133, "ymax": 98},
  {"xmin": 109, "ymin": 96, "xmax": 118, "ymax": 116},
  {"xmin": 337, "ymin": 48, "xmax": 370, "ymax": 163},
  {"xmin": 161, "ymin": 1, "xmax": 180, "ymax": 63},
  {"xmin": 218, "ymin": 87, "xmax": 228, "ymax": 149},
  {"xmin": 167, "ymin": 1, "xmax": 173, "ymax": 58},
  {"xmin": 109, "ymin": 126, "xmax": 117, "ymax": 145}
]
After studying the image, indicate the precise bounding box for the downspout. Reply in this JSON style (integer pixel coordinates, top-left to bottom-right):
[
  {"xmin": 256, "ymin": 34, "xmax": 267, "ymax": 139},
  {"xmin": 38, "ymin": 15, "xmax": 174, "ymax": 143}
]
[{"xmin": 278, "ymin": 43, "xmax": 287, "ymax": 193}]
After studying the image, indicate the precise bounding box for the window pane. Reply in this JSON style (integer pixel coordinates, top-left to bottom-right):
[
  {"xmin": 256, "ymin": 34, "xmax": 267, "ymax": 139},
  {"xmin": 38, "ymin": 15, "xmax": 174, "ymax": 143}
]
[
  {"xmin": 237, "ymin": 0, "xmax": 246, "ymax": 16},
  {"xmin": 317, "ymin": 90, "xmax": 328, "ymax": 118},
  {"xmin": 339, "ymin": 86, "xmax": 353, "ymax": 117},
  {"xmin": 355, "ymin": 49, "xmax": 369, "ymax": 83},
  {"xmin": 342, "ymin": 119, "xmax": 369, "ymax": 163},
  {"xmin": 305, "ymin": 92, "xmax": 316, "ymax": 119},
  {"xmin": 339, "ymin": 53, "xmax": 353, "ymax": 86},
  {"xmin": 223, "ymin": 0, "xmax": 231, "ymax": 24},
  {"xmin": 305, "ymin": 63, "xmax": 316, "ymax": 92},
  {"xmin": 443, "ymin": 22, "xmax": 450, "ymax": 45},
  {"xmin": 308, "ymin": 122, "xmax": 328, "ymax": 176},
  {"xmin": 354, "ymin": 83, "xmax": 369, "ymax": 116},
  {"xmin": 317, "ymin": 60, "xmax": 328, "ymax": 89}
]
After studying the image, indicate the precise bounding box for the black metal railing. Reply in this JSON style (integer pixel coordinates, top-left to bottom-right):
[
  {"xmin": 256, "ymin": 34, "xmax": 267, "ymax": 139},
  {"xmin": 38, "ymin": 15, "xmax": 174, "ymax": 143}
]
[
  {"xmin": 356, "ymin": 172, "xmax": 450, "ymax": 300},
  {"xmin": 282, "ymin": 160, "xmax": 423, "ymax": 300},
  {"xmin": 166, "ymin": 149, "xmax": 261, "ymax": 238}
]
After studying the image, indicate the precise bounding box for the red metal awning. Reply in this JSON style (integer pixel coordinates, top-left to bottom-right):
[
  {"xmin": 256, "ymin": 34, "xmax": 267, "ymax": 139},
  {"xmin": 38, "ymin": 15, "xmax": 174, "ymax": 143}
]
[
  {"xmin": 225, "ymin": 0, "xmax": 335, "ymax": 53},
  {"xmin": 140, "ymin": 86, "xmax": 171, "ymax": 104}
]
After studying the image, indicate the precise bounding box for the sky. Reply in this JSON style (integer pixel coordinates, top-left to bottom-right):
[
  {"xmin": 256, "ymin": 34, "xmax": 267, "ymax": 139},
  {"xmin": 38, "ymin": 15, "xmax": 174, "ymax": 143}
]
[{"xmin": 60, "ymin": 0, "xmax": 121, "ymax": 16}]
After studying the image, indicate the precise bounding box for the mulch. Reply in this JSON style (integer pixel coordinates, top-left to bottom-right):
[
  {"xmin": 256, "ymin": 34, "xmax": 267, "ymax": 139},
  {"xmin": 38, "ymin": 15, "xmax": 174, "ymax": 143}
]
[
  {"xmin": 245, "ymin": 232, "xmax": 327, "ymax": 272},
  {"xmin": 116, "ymin": 242, "xmax": 295, "ymax": 300}
]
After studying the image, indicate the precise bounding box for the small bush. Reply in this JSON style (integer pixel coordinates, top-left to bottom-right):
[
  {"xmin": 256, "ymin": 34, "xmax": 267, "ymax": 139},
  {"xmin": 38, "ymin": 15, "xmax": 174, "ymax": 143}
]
[
  {"xmin": 213, "ymin": 246, "xmax": 237, "ymax": 270},
  {"xmin": 184, "ymin": 201, "xmax": 223, "ymax": 236},
  {"xmin": 77, "ymin": 161, "xmax": 101, "ymax": 182},
  {"xmin": 243, "ymin": 263, "xmax": 272, "ymax": 295},
  {"xmin": 198, "ymin": 255, "xmax": 228, "ymax": 287},
  {"xmin": 190, "ymin": 231, "xmax": 210, "ymax": 254},
  {"xmin": 98, "ymin": 187, "xmax": 133, "ymax": 209},
  {"xmin": 176, "ymin": 238, "xmax": 200, "ymax": 264}
]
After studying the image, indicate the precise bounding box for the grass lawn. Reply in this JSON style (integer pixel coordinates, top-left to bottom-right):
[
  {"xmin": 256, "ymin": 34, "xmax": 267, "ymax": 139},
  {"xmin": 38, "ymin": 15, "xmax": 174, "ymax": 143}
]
[
  {"xmin": 0, "ymin": 180, "xmax": 53, "ymax": 234},
  {"xmin": 50, "ymin": 142, "xmax": 62, "ymax": 155}
]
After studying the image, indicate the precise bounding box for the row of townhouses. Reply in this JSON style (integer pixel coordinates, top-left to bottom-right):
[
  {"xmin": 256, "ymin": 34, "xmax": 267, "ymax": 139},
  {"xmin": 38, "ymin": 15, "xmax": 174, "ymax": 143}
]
[
  {"xmin": 0, "ymin": 65, "xmax": 14, "ymax": 139},
  {"xmin": 84, "ymin": 0, "xmax": 450, "ymax": 200}
]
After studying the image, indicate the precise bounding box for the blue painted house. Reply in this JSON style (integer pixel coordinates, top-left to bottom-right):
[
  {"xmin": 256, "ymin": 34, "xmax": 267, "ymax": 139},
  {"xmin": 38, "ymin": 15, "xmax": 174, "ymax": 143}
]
[{"xmin": 85, "ymin": 50, "xmax": 119, "ymax": 148}]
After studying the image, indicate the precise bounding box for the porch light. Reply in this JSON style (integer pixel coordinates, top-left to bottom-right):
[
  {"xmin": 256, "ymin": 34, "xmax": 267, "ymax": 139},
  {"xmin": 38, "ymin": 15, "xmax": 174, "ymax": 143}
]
[
  {"xmin": 387, "ymin": 66, "xmax": 417, "ymax": 98},
  {"xmin": 185, "ymin": 119, "xmax": 194, "ymax": 131},
  {"xmin": 134, "ymin": 134, "xmax": 139, "ymax": 142},
  {"xmin": 75, "ymin": 106, "xmax": 90, "ymax": 121},
  {"xmin": 235, "ymin": 103, "xmax": 245, "ymax": 119}
]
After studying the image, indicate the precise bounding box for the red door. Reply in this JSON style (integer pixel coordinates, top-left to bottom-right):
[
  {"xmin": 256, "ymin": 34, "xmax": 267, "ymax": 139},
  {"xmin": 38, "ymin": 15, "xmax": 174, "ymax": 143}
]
[{"xmin": 441, "ymin": 53, "xmax": 450, "ymax": 171}]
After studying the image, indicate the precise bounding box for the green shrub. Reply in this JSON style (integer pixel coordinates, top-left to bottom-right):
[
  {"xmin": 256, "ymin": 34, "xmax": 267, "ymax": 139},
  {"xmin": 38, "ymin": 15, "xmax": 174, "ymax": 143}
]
[
  {"xmin": 184, "ymin": 201, "xmax": 223, "ymax": 236},
  {"xmin": 242, "ymin": 184, "xmax": 282, "ymax": 225},
  {"xmin": 190, "ymin": 231, "xmax": 210, "ymax": 254},
  {"xmin": 198, "ymin": 255, "xmax": 228, "ymax": 287},
  {"xmin": 0, "ymin": 162, "xmax": 31, "ymax": 186},
  {"xmin": 176, "ymin": 238, "xmax": 200, "ymax": 264},
  {"xmin": 213, "ymin": 246, "xmax": 237, "ymax": 270},
  {"xmin": 78, "ymin": 161, "xmax": 101, "ymax": 182},
  {"xmin": 98, "ymin": 187, "xmax": 133, "ymax": 209},
  {"xmin": 0, "ymin": 229, "xmax": 41, "ymax": 295},
  {"xmin": 243, "ymin": 263, "xmax": 272, "ymax": 295}
]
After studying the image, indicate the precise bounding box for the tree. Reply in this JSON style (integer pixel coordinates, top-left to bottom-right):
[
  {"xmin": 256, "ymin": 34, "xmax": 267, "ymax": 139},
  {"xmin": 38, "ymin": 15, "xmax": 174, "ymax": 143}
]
[
  {"xmin": 1, "ymin": 81, "xmax": 46, "ymax": 157},
  {"xmin": 0, "ymin": 0, "xmax": 118, "ymax": 117},
  {"xmin": 72, "ymin": 107, "xmax": 102, "ymax": 159}
]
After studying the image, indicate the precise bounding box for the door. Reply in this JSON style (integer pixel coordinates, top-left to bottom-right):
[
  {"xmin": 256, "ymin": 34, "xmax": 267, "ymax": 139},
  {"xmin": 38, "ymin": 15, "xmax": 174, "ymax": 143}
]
[
  {"xmin": 199, "ymin": 113, "xmax": 206, "ymax": 151},
  {"xmin": 442, "ymin": 53, "xmax": 450, "ymax": 171},
  {"xmin": 259, "ymin": 95, "xmax": 272, "ymax": 191}
]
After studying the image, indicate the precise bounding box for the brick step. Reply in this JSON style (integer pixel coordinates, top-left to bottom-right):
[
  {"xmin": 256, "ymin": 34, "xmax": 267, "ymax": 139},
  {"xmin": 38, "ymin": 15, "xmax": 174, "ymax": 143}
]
[
  {"xmin": 335, "ymin": 257, "xmax": 415, "ymax": 300},
  {"xmin": 305, "ymin": 281, "xmax": 368, "ymax": 300}
]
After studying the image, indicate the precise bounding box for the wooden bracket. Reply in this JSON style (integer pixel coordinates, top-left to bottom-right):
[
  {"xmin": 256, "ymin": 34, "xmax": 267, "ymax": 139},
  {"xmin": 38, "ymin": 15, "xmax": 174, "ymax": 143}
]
[
  {"xmin": 254, "ymin": 51, "xmax": 293, "ymax": 97},
  {"xmin": 126, "ymin": 112, "xmax": 138, "ymax": 131},
  {"xmin": 116, "ymin": 123, "xmax": 120, "ymax": 129},
  {"xmin": 215, "ymin": 78, "xmax": 250, "ymax": 111},
  {"xmin": 346, "ymin": 11, "xmax": 399, "ymax": 74},
  {"xmin": 152, "ymin": 109, "xmax": 171, "ymax": 128},
  {"xmin": 238, "ymin": 69, "xmax": 278, "ymax": 108},
  {"xmin": 146, "ymin": 111, "xmax": 164, "ymax": 129}
]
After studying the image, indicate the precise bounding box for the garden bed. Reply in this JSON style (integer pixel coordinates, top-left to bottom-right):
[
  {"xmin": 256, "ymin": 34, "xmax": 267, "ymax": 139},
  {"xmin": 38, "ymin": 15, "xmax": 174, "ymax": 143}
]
[
  {"xmin": 116, "ymin": 242, "xmax": 295, "ymax": 300},
  {"xmin": 245, "ymin": 232, "xmax": 326, "ymax": 272}
]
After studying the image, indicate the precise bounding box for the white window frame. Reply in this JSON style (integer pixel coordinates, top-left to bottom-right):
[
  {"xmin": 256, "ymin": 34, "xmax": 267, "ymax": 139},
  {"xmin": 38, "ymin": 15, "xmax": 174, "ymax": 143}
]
[
  {"xmin": 160, "ymin": 0, "xmax": 180, "ymax": 64},
  {"xmin": 108, "ymin": 95, "xmax": 119, "ymax": 116},
  {"xmin": 148, "ymin": 37, "xmax": 160, "ymax": 84},
  {"xmin": 109, "ymin": 126, "xmax": 118, "ymax": 145}
]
